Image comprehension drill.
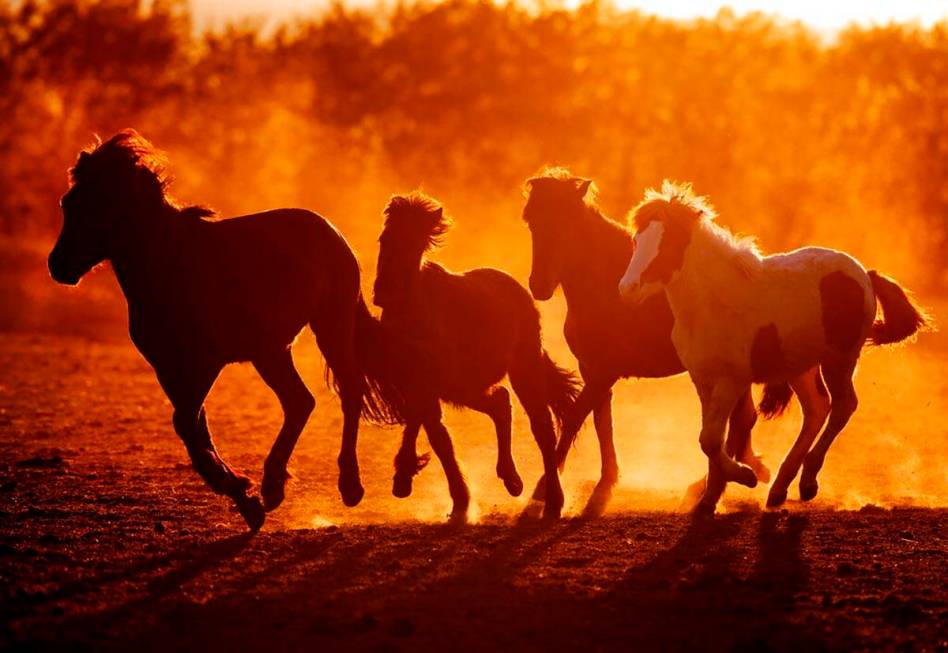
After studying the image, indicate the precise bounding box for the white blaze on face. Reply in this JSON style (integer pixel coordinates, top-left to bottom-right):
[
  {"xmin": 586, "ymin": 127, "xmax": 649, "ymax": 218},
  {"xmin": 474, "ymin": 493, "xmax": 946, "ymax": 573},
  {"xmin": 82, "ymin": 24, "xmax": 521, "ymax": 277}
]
[{"xmin": 619, "ymin": 221, "xmax": 665, "ymax": 303}]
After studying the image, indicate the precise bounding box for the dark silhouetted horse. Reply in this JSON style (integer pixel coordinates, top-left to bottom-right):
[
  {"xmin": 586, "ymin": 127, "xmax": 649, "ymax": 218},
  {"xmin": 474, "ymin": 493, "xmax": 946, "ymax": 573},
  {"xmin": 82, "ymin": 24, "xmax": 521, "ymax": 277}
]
[
  {"xmin": 521, "ymin": 168, "xmax": 777, "ymax": 515},
  {"xmin": 48, "ymin": 130, "xmax": 403, "ymax": 530},
  {"xmin": 374, "ymin": 193, "xmax": 579, "ymax": 521}
]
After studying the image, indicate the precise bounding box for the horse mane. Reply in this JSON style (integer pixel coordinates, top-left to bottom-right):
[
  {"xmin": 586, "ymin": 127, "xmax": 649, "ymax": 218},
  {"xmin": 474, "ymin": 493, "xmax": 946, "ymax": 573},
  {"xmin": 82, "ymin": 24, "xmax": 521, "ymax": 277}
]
[
  {"xmin": 382, "ymin": 191, "xmax": 453, "ymax": 251},
  {"xmin": 631, "ymin": 180, "xmax": 762, "ymax": 277},
  {"xmin": 70, "ymin": 129, "xmax": 215, "ymax": 219}
]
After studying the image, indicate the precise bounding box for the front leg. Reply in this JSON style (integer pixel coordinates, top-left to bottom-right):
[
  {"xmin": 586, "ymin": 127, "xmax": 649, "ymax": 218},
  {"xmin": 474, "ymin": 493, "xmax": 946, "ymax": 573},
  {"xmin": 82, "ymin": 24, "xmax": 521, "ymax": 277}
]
[
  {"xmin": 159, "ymin": 362, "xmax": 265, "ymax": 531},
  {"xmin": 530, "ymin": 378, "xmax": 613, "ymax": 502},
  {"xmin": 694, "ymin": 377, "xmax": 757, "ymax": 515}
]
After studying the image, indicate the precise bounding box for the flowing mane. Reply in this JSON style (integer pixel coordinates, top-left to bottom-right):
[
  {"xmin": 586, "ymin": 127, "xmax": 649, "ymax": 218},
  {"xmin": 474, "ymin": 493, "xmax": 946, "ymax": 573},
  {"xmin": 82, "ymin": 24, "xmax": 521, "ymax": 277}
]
[
  {"xmin": 70, "ymin": 129, "xmax": 215, "ymax": 219},
  {"xmin": 631, "ymin": 180, "xmax": 762, "ymax": 277},
  {"xmin": 382, "ymin": 192, "xmax": 453, "ymax": 252}
]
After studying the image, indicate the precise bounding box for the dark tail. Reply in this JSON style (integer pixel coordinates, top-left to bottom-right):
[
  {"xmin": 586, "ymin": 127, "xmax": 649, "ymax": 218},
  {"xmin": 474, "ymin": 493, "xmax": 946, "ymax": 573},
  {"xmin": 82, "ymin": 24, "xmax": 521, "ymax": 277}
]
[
  {"xmin": 540, "ymin": 351, "xmax": 581, "ymax": 437},
  {"xmin": 351, "ymin": 294, "xmax": 406, "ymax": 425},
  {"xmin": 867, "ymin": 270, "xmax": 933, "ymax": 346},
  {"xmin": 758, "ymin": 382, "xmax": 793, "ymax": 419}
]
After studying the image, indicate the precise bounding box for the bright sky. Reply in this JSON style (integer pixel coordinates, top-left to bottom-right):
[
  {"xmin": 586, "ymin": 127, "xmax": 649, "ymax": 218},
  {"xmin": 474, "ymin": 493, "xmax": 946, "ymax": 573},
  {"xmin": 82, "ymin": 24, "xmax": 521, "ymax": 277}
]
[{"xmin": 193, "ymin": 0, "xmax": 947, "ymax": 31}]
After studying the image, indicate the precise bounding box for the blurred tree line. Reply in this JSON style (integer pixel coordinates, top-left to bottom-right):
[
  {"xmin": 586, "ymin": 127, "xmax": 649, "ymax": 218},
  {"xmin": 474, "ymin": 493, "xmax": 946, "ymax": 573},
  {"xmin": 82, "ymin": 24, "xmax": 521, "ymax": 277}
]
[{"xmin": 2, "ymin": 0, "xmax": 947, "ymax": 289}]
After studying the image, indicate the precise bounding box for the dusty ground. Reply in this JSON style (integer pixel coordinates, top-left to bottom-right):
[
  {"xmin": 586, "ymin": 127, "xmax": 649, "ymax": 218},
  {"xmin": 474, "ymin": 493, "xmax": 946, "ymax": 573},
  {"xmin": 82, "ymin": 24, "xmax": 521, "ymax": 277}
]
[{"xmin": 1, "ymin": 322, "xmax": 946, "ymax": 651}]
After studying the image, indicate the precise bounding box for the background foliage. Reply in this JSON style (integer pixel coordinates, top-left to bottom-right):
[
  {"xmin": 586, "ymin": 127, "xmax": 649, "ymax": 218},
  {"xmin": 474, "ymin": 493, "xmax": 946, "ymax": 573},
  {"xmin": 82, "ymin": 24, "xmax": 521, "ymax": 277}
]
[{"xmin": 2, "ymin": 0, "xmax": 947, "ymax": 295}]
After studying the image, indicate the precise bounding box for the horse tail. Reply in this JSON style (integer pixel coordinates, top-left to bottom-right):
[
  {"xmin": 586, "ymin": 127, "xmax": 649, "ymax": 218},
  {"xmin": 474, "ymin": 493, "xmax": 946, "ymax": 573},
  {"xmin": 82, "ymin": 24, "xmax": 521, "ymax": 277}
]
[
  {"xmin": 351, "ymin": 294, "xmax": 406, "ymax": 425},
  {"xmin": 758, "ymin": 382, "xmax": 793, "ymax": 419},
  {"xmin": 540, "ymin": 351, "xmax": 581, "ymax": 436},
  {"xmin": 867, "ymin": 271, "xmax": 933, "ymax": 346}
]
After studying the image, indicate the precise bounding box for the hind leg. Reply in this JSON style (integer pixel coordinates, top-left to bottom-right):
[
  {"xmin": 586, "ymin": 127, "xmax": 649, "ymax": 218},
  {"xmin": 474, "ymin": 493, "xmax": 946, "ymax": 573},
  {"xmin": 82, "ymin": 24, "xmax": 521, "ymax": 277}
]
[
  {"xmin": 311, "ymin": 309, "xmax": 366, "ymax": 508},
  {"xmin": 466, "ymin": 386, "xmax": 522, "ymax": 497},
  {"xmin": 799, "ymin": 357, "xmax": 859, "ymax": 501},
  {"xmin": 766, "ymin": 368, "xmax": 830, "ymax": 507},
  {"xmin": 157, "ymin": 361, "xmax": 264, "ymax": 531},
  {"xmin": 422, "ymin": 402, "xmax": 471, "ymax": 521},
  {"xmin": 510, "ymin": 368, "xmax": 564, "ymax": 519},
  {"xmin": 253, "ymin": 349, "xmax": 316, "ymax": 512},
  {"xmin": 392, "ymin": 421, "xmax": 428, "ymax": 498}
]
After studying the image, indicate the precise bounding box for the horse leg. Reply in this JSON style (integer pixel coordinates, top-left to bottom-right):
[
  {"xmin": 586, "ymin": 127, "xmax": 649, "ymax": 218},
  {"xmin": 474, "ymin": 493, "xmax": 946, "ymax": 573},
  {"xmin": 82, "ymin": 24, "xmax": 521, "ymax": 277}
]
[
  {"xmin": 695, "ymin": 379, "xmax": 757, "ymax": 515},
  {"xmin": 530, "ymin": 379, "xmax": 610, "ymax": 501},
  {"xmin": 466, "ymin": 386, "xmax": 522, "ymax": 497},
  {"xmin": 727, "ymin": 388, "xmax": 769, "ymax": 483},
  {"xmin": 684, "ymin": 388, "xmax": 767, "ymax": 511},
  {"xmin": 158, "ymin": 363, "xmax": 265, "ymax": 531},
  {"xmin": 253, "ymin": 348, "xmax": 315, "ymax": 512},
  {"xmin": 799, "ymin": 357, "xmax": 859, "ymax": 501},
  {"xmin": 422, "ymin": 403, "xmax": 470, "ymax": 522},
  {"xmin": 311, "ymin": 310, "xmax": 366, "ymax": 508},
  {"xmin": 766, "ymin": 367, "xmax": 830, "ymax": 507},
  {"xmin": 581, "ymin": 390, "xmax": 618, "ymax": 517},
  {"xmin": 392, "ymin": 421, "xmax": 426, "ymax": 498},
  {"xmin": 510, "ymin": 364, "xmax": 564, "ymax": 520}
]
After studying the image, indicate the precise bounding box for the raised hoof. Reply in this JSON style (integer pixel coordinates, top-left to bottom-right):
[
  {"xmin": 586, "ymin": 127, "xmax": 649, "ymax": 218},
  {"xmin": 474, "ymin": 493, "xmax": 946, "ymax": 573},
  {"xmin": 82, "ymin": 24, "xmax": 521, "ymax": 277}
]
[
  {"xmin": 501, "ymin": 472, "xmax": 524, "ymax": 497},
  {"xmin": 392, "ymin": 474, "xmax": 413, "ymax": 499},
  {"xmin": 766, "ymin": 489, "xmax": 788, "ymax": 509},
  {"xmin": 237, "ymin": 495, "xmax": 266, "ymax": 532},
  {"xmin": 339, "ymin": 476, "xmax": 365, "ymax": 507},
  {"xmin": 799, "ymin": 479, "xmax": 819, "ymax": 502},
  {"xmin": 733, "ymin": 464, "xmax": 758, "ymax": 489},
  {"xmin": 748, "ymin": 457, "xmax": 772, "ymax": 484}
]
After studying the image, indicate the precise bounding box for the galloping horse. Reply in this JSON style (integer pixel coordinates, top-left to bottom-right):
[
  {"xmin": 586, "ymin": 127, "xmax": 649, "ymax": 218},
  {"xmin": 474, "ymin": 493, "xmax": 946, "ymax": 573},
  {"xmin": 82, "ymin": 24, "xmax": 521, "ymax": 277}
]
[
  {"xmin": 619, "ymin": 181, "xmax": 931, "ymax": 514},
  {"xmin": 48, "ymin": 130, "xmax": 403, "ymax": 530},
  {"xmin": 374, "ymin": 193, "xmax": 579, "ymax": 521},
  {"xmin": 521, "ymin": 168, "xmax": 778, "ymax": 514}
]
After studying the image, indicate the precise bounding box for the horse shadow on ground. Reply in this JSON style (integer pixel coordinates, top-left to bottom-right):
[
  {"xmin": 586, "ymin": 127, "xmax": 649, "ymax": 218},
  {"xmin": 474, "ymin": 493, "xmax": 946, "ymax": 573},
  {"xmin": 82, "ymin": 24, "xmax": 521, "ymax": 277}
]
[{"xmin": 8, "ymin": 511, "xmax": 831, "ymax": 652}]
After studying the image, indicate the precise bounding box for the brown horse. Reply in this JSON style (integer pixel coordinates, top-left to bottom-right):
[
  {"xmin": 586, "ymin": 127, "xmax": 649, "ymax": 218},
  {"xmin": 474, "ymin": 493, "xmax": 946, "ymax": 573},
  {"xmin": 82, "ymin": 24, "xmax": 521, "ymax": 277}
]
[
  {"xmin": 521, "ymin": 168, "xmax": 778, "ymax": 514},
  {"xmin": 373, "ymin": 193, "xmax": 579, "ymax": 521},
  {"xmin": 48, "ymin": 130, "xmax": 403, "ymax": 531}
]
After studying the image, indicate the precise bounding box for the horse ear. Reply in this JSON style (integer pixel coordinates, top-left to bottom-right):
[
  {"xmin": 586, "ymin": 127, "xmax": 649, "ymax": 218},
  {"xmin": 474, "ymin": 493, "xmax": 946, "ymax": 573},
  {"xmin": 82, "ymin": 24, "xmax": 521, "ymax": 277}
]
[{"xmin": 575, "ymin": 178, "xmax": 592, "ymax": 197}]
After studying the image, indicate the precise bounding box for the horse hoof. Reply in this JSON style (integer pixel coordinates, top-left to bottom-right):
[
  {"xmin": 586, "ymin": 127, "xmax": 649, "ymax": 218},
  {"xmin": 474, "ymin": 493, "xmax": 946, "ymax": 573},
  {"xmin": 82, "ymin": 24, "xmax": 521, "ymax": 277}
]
[
  {"xmin": 542, "ymin": 502, "xmax": 563, "ymax": 521},
  {"xmin": 692, "ymin": 501, "xmax": 716, "ymax": 520},
  {"xmin": 502, "ymin": 473, "xmax": 524, "ymax": 497},
  {"xmin": 799, "ymin": 479, "xmax": 818, "ymax": 502},
  {"xmin": 392, "ymin": 475, "xmax": 413, "ymax": 499},
  {"xmin": 261, "ymin": 474, "xmax": 287, "ymax": 512},
  {"xmin": 262, "ymin": 485, "xmax": 285, "ymax": 512},
  {"xmin": 339, "ymin": 477, "xmax": 365, "ymax": 507},
  {"xmin": 766, "ymin": 489, "xmax": 787, "ymax": 508},
  {"xmin": 750, "ymin": 457, "xmax": 772, "ymax": 484},
  {"xmin": 734, "ymin": 464, "xmax": 758, "ymax": 489},
  {"xmin": 238, "ymin": 495, "xmax": 266, "ymax": 532},
  {"xmin": 448, "ymin": 510, "xmax": 469, "ymax": 525}
]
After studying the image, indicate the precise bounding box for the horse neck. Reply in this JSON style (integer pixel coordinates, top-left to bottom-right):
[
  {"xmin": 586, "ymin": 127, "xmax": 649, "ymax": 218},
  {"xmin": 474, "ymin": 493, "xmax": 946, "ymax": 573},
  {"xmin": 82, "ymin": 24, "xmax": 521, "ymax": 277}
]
[
  {"xmin": 559, "ymin": 207, "xmax": 634, "ymax": 303},
  {"xmin": 109, "ymin": 204, "xmax": 183, "ymax": 302},
  {"xmin": 665, "ymin": 223, "xmax": 758, "ymax": 326}
]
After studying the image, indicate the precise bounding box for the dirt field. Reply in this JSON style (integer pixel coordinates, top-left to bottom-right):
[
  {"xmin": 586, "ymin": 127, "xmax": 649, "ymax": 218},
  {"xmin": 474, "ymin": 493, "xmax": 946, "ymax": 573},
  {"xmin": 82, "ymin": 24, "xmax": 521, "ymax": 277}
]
[{"xmin": 1, "ymin": 321, "xmax": 946, "ymax": 651}]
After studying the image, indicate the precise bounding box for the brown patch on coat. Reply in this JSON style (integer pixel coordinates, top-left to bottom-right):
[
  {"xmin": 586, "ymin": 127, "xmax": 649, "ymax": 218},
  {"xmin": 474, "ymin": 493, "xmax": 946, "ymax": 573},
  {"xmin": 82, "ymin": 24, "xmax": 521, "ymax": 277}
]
[
  {"xmin": 820, "ymin": 271, "xmax": 866, "ymax": 352},
  {"xmin": 750, "ymin": 323, "xmax": 785, "ymax": 382}
]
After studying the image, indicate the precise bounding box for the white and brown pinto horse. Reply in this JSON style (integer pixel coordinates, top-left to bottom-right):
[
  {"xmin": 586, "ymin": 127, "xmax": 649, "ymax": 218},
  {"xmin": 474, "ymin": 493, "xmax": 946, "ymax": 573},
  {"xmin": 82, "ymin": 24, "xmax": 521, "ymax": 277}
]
[{"xmin": 618, "ymin": 182, "xmax": 931, "ymax": 514}]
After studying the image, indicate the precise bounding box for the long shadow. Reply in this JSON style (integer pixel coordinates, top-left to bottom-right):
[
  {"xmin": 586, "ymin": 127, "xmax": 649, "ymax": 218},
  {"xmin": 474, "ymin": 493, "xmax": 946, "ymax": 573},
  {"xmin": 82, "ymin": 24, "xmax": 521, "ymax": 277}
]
[{"xmin": 585, "ymin": 511, "xmax": 823, "ymax": 653}]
